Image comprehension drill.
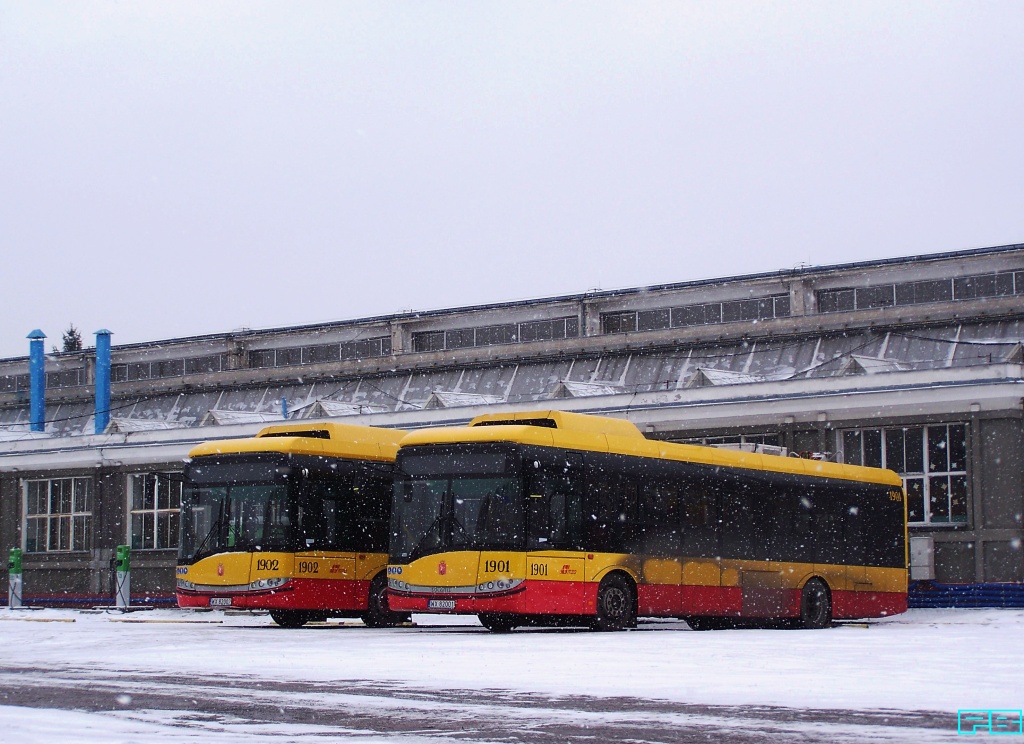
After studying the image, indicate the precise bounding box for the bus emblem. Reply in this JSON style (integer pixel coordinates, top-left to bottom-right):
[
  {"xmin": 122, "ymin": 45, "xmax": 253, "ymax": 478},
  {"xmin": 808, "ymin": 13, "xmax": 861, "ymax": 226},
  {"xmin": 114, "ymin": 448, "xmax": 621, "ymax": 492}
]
[
  {"xmin": 217, "ymin": 563, "xmax": 224, "ymax": 576},
  {"xmin": 438, "ymin": 561, "xmax": 447, "ymax": 576},
  {"xmin": 560, "ymin": 564, "xmax": 577, "ymax": 575}
]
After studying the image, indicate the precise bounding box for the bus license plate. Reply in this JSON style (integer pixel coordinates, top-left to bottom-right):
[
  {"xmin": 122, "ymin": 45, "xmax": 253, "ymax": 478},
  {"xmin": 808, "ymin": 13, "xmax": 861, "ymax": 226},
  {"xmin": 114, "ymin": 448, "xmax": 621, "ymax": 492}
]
[
  {"xmin": 428, "ymin": 599, "xmax": 456, "ymax": 610},
  {"xmin": 209, "ymin": 597, "xmax": 232, "ymax": 607}
]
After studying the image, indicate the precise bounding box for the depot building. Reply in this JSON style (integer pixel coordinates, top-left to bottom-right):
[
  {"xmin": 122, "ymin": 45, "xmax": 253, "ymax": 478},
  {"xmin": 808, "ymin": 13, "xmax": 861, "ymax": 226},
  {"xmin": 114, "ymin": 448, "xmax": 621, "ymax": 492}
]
[{"xmin": 1, "ymin": 243, "xmax": 1022, "ymax": 607}]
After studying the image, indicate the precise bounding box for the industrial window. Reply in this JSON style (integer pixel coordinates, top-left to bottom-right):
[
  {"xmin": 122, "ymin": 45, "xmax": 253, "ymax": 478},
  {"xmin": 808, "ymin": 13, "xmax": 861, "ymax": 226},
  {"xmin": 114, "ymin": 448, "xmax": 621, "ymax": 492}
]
[
  {"xmin": 895, "ymin": 279, "xmax": 953, "ymax": 306},
  {"xmin": 475, "ymin": 324, "xmax": 517, "ymax": 346},
  {"xmin": 23, "ymin": 477, "xmax": 92, "ymax": 553},
  {"xmin": 46, "ymin": 368, "xmax": 85, "ymax": 388},
  {"xmin": 602, "ymin": 312, "xmax": 638, "ymax": 334},
  {"xmin": 412, "ymin": 317, "xmax": 577, "ymax": 351},
  {"xmin": 819, "ymin": 270, "xmax": 1022, "ymax": 314},
  {"xmin": 953, "ymin": 272, "xmax": 1015, "ymax": 300},
  {"xmin": 275, "ymin": 348, "xmax": 302, "ymax": 367},
  {"xmin": 128, "ymin": 473, "xmax": 182, "ymax": 550},
  {"xmin": 303, "ymin": 344, "xmax": 340, "ymax": 365},
  {"xmin": 185, "ymin": 354, "xmax": 223, "ymax": 375},
  {"xmin": 672, "ymin": 303, "xmax": 722, "ymax": 327},
  {"xmin": 637, "ymin": 309, "xmax": 671, "ymax": 332},
  {"xmin": 680, "ymin": 433, "xmax": 782, "ymax": 447},
  {"xmin": 340, "ymin": 337, "xmax": 391, "ymax": 359},
  {"xmin": 605, "ymin": 295, "xmax": 788, "ymax": 335},
  {"xmin": 841, "ymin": 424, "xmax": 967, "ymax": 525},
  {"xmin": 445, "ymin": 328, "xmax": 476, "ymax": 350},
  {"xmin": 855, "ymin": 285, "xmax": 895, "ymax": 309},
  {"xmin": 412, "ymin": 331, "xmax": 445, "ymax": 353}
]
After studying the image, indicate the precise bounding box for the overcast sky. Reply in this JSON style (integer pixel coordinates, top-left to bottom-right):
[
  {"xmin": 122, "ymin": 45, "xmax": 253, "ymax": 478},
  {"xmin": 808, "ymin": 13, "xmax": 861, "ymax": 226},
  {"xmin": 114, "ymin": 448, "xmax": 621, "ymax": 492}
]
[{"xmin": 2, "ymin": 2, "xmax": 1022, "ymax": 360}]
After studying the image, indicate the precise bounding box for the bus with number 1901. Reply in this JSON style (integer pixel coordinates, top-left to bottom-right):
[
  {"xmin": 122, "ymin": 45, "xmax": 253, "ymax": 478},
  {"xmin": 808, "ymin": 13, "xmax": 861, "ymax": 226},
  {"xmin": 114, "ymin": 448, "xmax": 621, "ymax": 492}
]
[{"xmin": 386, "ymin": 410, "xmax": 907, "ymax": 631}]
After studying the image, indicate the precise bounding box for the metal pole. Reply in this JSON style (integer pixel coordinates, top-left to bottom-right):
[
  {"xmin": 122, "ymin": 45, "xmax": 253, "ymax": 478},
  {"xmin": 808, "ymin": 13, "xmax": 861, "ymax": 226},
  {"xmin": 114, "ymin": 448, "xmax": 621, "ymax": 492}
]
[
  {"xmin": 27, "ymin": 330, "xmax": 46, "ymax": 432},
  {"xmin": 8, "ymin": 549, "xmax": 22, "ymax": 609},
  {"xmin": 115, "ymin": 545, "xmax": 130, "ymax": 609}
]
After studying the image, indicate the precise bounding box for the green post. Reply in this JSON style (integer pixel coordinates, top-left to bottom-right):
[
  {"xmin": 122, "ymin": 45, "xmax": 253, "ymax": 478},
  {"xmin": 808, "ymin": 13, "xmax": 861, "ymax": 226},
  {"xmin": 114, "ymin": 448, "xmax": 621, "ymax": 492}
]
[
  {"xmin": 8, "ymin": 548, "xmax": 23, "ymax": 609},
  {"xmin": 115, "ymin": 545, "xmax": 131, "ymax": 609}
]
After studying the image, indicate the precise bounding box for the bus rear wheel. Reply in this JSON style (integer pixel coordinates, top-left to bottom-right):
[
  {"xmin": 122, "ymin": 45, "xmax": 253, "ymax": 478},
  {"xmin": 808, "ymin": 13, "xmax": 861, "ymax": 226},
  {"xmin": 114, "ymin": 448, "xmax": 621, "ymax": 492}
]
[
  {"xmin": 362, "ymin": 573, "xmax": 411, "ymax": 628},
  {"xmin": 797, "ymin": 579, "xmax": 832, "ymax": 629},
  {"xmin": 590, "ymin": 574, "xmax": 636, "ymax": 632},
  {"xmin": 478, "ymin": 613, "xmax": 517, "ymax": 633},
  {"xmin": 270, "ymin": 610, "xmax": 311, "ymax": 628}
]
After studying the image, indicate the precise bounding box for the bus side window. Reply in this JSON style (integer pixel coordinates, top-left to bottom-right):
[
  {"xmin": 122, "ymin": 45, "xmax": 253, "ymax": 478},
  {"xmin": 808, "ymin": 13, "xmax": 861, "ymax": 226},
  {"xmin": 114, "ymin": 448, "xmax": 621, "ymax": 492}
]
[
  {"xmin": 351, "ymin": 473, "xmax": 390, "ymax": 553},
  {"xmin": 793, "ymin": 493, "xmax": 816, "ymax": 563},
  {"xmin": 639, "ymin": 478, "xmax": 681, "ymax": 556},
  {"xmin": 527, "ymin": 456, "xmax": 578, "ymax": 550},
  {"xmin": 583, "ymin": 462, "xmax": 637, "ymax": 553},
  {"xmin": 680, "ymin": 478, "xmax": 718, "ymax": 558}
]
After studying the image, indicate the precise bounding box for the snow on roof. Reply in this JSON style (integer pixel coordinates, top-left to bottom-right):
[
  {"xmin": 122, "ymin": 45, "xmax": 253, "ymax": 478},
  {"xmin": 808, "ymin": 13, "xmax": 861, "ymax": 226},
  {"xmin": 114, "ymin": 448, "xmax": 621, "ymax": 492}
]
[
  {"xmin": 201, "ymin": 409, "xmax": 286, "ymax": 426},
  {"xmin": 838, "ymin": 355, "xmax": 907, "ymax": 375},
  {"xmin": 292, "ymin": 400, "xmax": 389, "ymax": 418},
  {"xmin": 0, "ymin": 425, "xmax": 51, "ymax": 441},
  {"xmin": 423, "ymin": 391, "xmax": 504, "ymax": 409},
  {"xmin": 106, "ymin": 417, "xmax": 184, "ymax": 433},
  {"xmin": 549, "ymin": 380, "xmax": 626, "ymax": 399},
  {"xmin": 685, "ymin": 368, "xmax": 766, "ymax": 387}
]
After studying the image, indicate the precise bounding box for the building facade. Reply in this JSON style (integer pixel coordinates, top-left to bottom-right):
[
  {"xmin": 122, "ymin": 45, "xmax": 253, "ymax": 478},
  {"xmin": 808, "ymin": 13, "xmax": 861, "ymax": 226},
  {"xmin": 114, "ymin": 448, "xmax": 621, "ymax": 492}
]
[{"xmin": 1, "ymin": 244, "xmax": 1022, "ymax": 606}]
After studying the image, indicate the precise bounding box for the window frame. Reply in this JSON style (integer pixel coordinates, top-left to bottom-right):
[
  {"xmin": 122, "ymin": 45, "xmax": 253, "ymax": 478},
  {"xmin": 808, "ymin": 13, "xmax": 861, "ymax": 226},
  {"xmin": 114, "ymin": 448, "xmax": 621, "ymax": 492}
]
[
  {"xmin": 22, "ymin": 476, "xmax": 93, "ymax": 553},
  {"xmin": 839, "ymin": 423, "xmax": 969, "ymax": 526},
  {"xmin": 127, "ymin": 472, "xmax": 183, "ymax": 551}
]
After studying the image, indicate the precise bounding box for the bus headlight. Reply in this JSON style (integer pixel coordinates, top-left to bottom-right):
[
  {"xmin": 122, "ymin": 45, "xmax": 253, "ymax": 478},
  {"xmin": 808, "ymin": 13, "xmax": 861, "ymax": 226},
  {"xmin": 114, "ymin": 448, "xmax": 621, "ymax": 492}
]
[
  {"xmin": 176, "ymin": 579, "xmax": 197, "ymax": 591},
  {"xmin": 248, "ymin": 577, "xmax": 290, "ymax": 591}
]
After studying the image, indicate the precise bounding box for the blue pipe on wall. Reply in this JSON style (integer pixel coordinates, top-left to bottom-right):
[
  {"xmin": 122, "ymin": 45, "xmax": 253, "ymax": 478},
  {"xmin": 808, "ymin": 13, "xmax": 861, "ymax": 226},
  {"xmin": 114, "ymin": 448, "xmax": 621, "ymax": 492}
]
[
  {"xmin": 27, "ymin": 330, "xmax": 46, "ymax": 432},
  {"xmin": 94, "ymin": 330, "xmax": 112, "ymax": 434}
]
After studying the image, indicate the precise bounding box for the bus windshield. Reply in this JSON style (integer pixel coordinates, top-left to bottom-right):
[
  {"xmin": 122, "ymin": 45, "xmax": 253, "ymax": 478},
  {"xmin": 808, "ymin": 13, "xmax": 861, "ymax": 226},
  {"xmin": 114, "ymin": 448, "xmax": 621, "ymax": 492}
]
[
  {"xmin": 180, "ymin": 479, "xmax": 291, "ymax": 562},
  {"xmin": 391, "ymin": 450, "xmax": 523, "ymax": 561}
]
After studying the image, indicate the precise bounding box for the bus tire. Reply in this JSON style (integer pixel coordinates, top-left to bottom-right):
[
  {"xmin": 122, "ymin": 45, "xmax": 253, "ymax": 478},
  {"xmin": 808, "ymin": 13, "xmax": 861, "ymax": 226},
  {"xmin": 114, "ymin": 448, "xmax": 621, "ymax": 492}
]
[
  {"xmin": 590, "ymin": 574, "xmax": 635, "ymax": 632},
  {"xmin": 685, "ymin": 616, "xmax": 732, "ymax": 631},
  {"xmin": 270, "ymin": 610, "xmax": 310, "ymax": 628},
  {"xmin": 798, "ymin": 579, "xmax": 832, "ymax": 629},
  {"xmin": 362, "ymin": 573, "xmax": 411, "ymax": 628},
  {"xmin": 478, "ymin": 613, "xmax": 517, "ymax": 633}
]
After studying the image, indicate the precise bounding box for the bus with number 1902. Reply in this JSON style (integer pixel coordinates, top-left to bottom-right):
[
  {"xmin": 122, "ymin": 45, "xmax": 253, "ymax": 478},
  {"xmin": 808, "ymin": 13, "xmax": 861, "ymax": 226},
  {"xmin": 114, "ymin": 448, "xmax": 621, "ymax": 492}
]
[
  {"xmin": 386, "ymin": 410, "xmax": 907, "ymax": 631},
  {"xmin": 176, "ymin": 422, "xmax": 410, "ymax": 628}
]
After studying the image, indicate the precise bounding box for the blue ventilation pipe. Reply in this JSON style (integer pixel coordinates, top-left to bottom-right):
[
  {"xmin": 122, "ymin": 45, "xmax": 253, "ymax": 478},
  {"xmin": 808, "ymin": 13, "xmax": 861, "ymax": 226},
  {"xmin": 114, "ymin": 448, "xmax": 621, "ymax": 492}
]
[
  {"xmin": 94, "ymin": 330, "xmax": 112, "ymax": 434},
  {"xmin": 27, "ymin": 330, "xmax": 46, "ymax": 432},
  {"xmin": 281, "ymin": 397, "xmax": 289, "ymax": 420}
]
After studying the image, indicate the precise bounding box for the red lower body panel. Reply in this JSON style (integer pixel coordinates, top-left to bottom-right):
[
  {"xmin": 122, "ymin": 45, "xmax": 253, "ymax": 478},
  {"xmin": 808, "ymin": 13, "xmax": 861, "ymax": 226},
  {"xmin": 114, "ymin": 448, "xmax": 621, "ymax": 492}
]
[
  {"xmin": 177, "ymin": 578, "xmax": 370, "ymax": 611},
  {"xmin": 388, "ymin": 580, "xmax": 596, "ymax": 616},
  {"xmin": 832, "ymin": 590, "xmax": 907, "ymax": 619}
]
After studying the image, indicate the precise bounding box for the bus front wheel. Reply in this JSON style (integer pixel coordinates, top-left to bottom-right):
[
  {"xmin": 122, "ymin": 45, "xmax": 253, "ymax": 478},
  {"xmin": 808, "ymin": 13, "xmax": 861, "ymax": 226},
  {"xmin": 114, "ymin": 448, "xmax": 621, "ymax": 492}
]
[
  {"xmin": 270, "ymin": 610, "xmax": 311, "ymax": 628},
  {"xmin": 591, "ymin": 574, "xmax": 636, "ymax": 632},
  {"xmin": 797, "ymin": 579, "xmax": 832, "ymax": 629},
  {"xmin": 363, "ymin": 574, "xmax": 411, "ymax": 628},
  {"xmin": 478, "ymin": 613, "xmax": 517, "ymax": 633}
]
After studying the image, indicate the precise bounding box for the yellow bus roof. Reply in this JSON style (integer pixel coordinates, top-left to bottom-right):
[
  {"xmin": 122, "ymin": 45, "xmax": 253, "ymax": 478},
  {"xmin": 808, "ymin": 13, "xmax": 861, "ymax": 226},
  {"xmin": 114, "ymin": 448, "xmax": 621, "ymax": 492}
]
[
  {"xmin": 188, "ymin": 421, "xmax": 406, "ymax": 463},
  {"xmin": 399, "ymin": 410, "xmax": 902, "ymax": 487}
]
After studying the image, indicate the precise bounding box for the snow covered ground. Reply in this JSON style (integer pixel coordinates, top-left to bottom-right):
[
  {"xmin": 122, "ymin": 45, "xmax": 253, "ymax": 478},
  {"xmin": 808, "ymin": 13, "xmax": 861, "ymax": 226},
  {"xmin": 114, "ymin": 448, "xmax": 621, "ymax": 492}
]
[{"xmin": 0, "ymin": 607, "xmax": 1020, "ymax": 742}]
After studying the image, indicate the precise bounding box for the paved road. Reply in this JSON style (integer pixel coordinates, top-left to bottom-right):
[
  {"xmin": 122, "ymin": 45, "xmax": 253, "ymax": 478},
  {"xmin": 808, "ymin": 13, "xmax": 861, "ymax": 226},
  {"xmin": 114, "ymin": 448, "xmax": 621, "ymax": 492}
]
[{"xmin": 0, "ymin": 665, "xmax": 957, "ymax": 743}]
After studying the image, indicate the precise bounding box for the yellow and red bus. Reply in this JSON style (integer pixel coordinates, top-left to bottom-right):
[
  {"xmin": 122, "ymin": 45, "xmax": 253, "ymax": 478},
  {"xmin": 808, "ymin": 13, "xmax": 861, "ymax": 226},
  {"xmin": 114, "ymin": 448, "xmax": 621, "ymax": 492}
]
[
  {"xmin": 387, "ymin": 411, "xmax": 907, "ymax": 631},
  {"xmin": 177, "ymin": 422, "xmax": 410, "ymax": 628}
]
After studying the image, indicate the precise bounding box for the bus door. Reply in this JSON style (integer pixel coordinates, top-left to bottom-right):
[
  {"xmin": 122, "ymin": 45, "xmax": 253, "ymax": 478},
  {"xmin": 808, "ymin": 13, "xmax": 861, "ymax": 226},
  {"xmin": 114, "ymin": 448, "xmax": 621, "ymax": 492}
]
[
  {"xmin": 524, "ymin": 452, "xmax": 586, "ymax": 613},
  {"xmin": 679, "ymin": 484, "xmax": 722, "ymax": 614},
  {"xmin": 295, "ymin": 479, "xmax": 356, "ymax": 587},
  {"xmin": 844, "ymin": 492, "xmax": 869, "ymax": 588}
]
